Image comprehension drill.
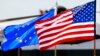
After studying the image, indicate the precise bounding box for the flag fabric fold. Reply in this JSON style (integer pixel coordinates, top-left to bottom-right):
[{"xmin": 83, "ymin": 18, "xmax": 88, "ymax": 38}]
[
  {"xmin": 35, "ymin": 1, "xmax": 95, "ymax": 50},
  {"xmin": 1, "ymin": 9, "xmax": 55, "ymax": 51}
]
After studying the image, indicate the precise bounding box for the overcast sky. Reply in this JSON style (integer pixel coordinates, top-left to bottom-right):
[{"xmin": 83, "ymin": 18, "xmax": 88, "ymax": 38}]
[
  {"xmin": 0, "ymin": 0, "xmax": 100, "ymax": 28},
  {"xmin": 0, "ymin": 0, "xmax": 96, "ymax": 20}
]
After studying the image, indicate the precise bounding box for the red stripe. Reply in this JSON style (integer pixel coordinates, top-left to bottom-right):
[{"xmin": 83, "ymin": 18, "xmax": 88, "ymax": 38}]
[
  {"xmin": 40, "ymin": 36, "xmax": 94, "ymax": 51},
  {"xmin": 37, "ymin": 22, "xmax": 71, "ymax": 37},
  {"xmin": 36, "ymin": 14, "xmax": 72, "ymax": 28},
  {"xmin": 39, "ymin": 30, "xmax": 94, "ymax": 44},
  {"xmin": 39, "ymin": 24, "xmax": 94, "ymax": 39},
  {"xmin": 43, "ymin": 17, "xmax": 72, "ymax": 27},
  {"xmin": 36, "ymin": 10, "xmax": 71, "ymax": 24},
  {"xmin": 36, "ymin": 17, "xmax": 72, "ymax": 35}
]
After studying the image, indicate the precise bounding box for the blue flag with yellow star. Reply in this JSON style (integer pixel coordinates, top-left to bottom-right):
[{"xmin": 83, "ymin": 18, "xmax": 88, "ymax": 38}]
[{"xmin": 1, "ymin": 9, "xmax": 55, "ymax": 51}]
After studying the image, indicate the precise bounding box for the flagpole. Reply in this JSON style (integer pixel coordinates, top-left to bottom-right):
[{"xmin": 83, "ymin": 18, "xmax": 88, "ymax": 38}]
[
  {"xmin": 18, "ymin": 48, "xmax": 20, "ymax": 56},
  {"xmin": 0, "ymin": 15, "xmax": 41, "ymax": 22},
  {"xmin": 93, "ymin": 38, "xmax": 96, "ymax": 56},
  {"xmin": 54, "ymin": 2, "xmax": 58, "ymax": 56},
  {"xmin": 54, "ymin": 46, "xmax": 57, "ymax": 56}
]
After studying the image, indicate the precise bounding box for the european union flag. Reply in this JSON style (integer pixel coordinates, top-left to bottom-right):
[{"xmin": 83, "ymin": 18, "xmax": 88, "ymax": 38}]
[{"xmin": 1, "ymin": 9, "xmax": 55, "ymax": 51}]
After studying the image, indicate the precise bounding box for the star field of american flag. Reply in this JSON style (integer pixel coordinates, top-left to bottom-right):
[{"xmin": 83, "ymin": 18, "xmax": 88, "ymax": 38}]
[{"xmin": 72, "ymin": 1, "xmax": 94, "ymax": 23}]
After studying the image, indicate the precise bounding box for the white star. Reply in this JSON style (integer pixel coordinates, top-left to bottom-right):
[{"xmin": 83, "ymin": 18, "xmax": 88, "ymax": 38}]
[
  {"xmin": 16, "ymin": 37, "xmax": 19, "ymax": 40},
  {"xmin": 91, "ymin": 14, "xmax": 93, "ymax": 17},
  {"xmin": 85, "ymin": 11, "xmax": 88, "ymax": 13},
  {"xmin": 86, "ymin": 15, "xmax": 88, "ymax": 17},
  {"xmin": 18, "ymin": 28, "xmax": 20, "ymax": 31},
  {"xmin": 88, "ymin": 9, "xmax": 90, "ymax": 11},
  {"xmin": 19, "ymin": 39, "xmax": 22, "ymax": 42},
  {"xmin": 33, "ymin": 32, "xmax": 36, "ymax": 34},
  {"xmin": 76, "ymin": 19, "xmax": 79, "ymax": 22},
  {"xmin": 83, "ymin": 6, "xmax": 86, "ymax": 9},
  {"xmin": 29, "ymin": 37, "xmax": 32, "ymax": 40},
  {"xmin": 92, "ymin": 4, "xmax": 94, "ymax": 6},
  {"xmin": 86, "ymin": 19, "xmax": 88, "ymax": 21},
  {"xmin": 75, "ymin": 16, "xmax": 78, "ymax": 19},
  {"xmin": 16, "ymin": 37, "xmax": 22, "ymax": 42},
  {"xmin": 88, "ymin": 13, "xmax": 90, "ymax": 15},
  {"xmin": 22, "ymin": 25, "xmax": 25, "ymax": 28},
  {"xmin": 88, "ymin": 17, "xmax": 90, "ymax": 19},
  {"xmin": 81, "ymin": 11, "xmax": 84, "ymax": 14},
  {"xmin": 27, "ymin": 23, "xmax": 30, "ymax": 25},
  {"xmin": 24, "ymin": 40, "xmax": 27, "ymax": 43},
  {"xmin": 88, "ymin": 6, "xmax": 90, "ymax": 8},
  {"xmin": 90, "ymin": 18, "xmax": 93, "ymax": 20},
  {"xmin": 83, "ymin": 17, "xmax": 85, "ymax": 19},
  {"xmin": 90, "ymin": 7, "xmax": 93, "ymax": 9},
  {"xmin": 90, "ymin": 10, "xmax": 92, "ymax": 12},
  {"xmin": 81, "ymin": 19, "xmax": 83, "ymax": 21},
  {"xmin": 15, "ymin": 33, "xmax": 17, "ymax": 36}
]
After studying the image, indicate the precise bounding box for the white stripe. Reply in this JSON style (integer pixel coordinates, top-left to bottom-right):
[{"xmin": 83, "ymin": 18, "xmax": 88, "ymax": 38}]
[
  {"xmin": 51, "ymin": 15, "xmax": 73, "ymax": 26},
  {"xmin": 55, "ymin": 11, "xmax": 72, "ymax": 20},
  {"xmin": 38, "ymin": 21, "xmax": 72, "ymax": 37},
  {"xmin": 36, "ymin": 11, "xmax": 72, "ymax": 28},
  {"xmin": 39, "ymin": 33, "xmax": 94, "ymax": 48},
  {"xmin": 39, "ymin": 24, "xmax": 94, "ymax": 38},
  {"xmin": 38, "ymin": 22, "xmax": 93, "ymax": 38},
  {"xmin": 39, "ymin": 27, "xmax": 94, "ymax": 43},
  {"xmin": 37, "ymin": 22, "xmax": 94, "ymax": 35},
  {"xmin": 37, "ymin": 20, "xmax": 72, "ymax": 34}
]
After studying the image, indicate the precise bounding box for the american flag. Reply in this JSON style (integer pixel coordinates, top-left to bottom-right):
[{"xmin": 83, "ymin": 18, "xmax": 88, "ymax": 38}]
[{"xmin": 35, "ymin": 1, "xmax": 95, "ymax": 50}]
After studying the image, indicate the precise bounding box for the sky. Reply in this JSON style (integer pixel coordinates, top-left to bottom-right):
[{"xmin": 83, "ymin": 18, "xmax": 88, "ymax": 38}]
[
  {"xmin": 0, "ymin": 0, "xmax": 98, "ymax": 28},
  {"xmin": 0, "ymin": 0, "xmax": 96, "ymax": 20}
]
